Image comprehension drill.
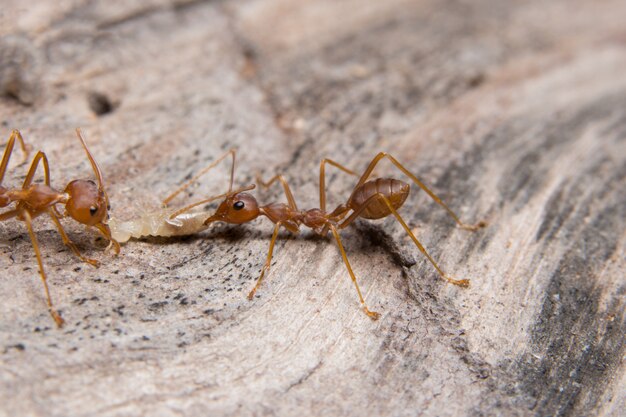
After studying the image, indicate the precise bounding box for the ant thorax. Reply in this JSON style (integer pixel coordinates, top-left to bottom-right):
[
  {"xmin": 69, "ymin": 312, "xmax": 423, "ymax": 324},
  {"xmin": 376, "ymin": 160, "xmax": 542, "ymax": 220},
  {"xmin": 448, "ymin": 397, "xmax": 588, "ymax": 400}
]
[
  {"xmin": 260, "ymin": 202, "xmax": 294, "ymax": 223},
  {"xmin": 22, "ymin": 184, "xmax": 65, "ymax": 211}
]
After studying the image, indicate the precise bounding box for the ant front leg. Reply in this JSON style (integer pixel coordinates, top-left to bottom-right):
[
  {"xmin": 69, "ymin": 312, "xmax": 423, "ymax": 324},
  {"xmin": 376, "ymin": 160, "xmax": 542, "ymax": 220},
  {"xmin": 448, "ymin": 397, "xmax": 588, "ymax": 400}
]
[
  {"xmin": 256, "ymin": 174, "xmax": 298, "ymax": 210},
  {"xmin": 340, "ymin": 193, "xmax": 470, "ymax": 287},
  {"xmin": 354, "ymin": 152, "xmax": 486, "ymax": 231},
  {"xmin": 248, "ymin": 221, "xmax": 283, "ymax": 300},
  {"xmin": 0, "ymin": 129, "xmax": 32, "ymax": 186},
  {"xmin": 47, "ymin": 208, "xmax": 100, "ymax": 267},
  {"xmin": 22, "ymin": 151, "xmax": 52, "ymax": 188},
  {"xmin": 20, "ymin": 210, "xmax": 65, "ymax": 327}
]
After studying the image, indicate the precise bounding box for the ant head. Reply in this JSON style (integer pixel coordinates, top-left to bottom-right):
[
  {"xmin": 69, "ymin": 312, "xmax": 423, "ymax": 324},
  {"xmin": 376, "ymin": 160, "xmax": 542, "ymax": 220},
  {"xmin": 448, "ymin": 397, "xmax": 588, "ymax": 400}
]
[
  {"xmin": 64, "ymin": 179, "xmax": 109, "ymax": 226},
  {"xmin": 204, "ymin": 188, "xmax": 260, "ymax": 225},
  {"xmin": 64, "ymin": 129, "xmax": 119, "ymax": 253}
]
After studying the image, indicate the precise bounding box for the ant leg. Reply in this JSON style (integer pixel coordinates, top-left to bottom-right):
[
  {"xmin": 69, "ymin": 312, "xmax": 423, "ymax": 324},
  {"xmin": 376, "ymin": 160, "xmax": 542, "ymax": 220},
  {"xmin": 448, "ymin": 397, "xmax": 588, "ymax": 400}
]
[
  {"xmin": 328, "ymin": 224, "xmax": 380, "ymax": 319},
  {"xmin": 0, "ymin": 129, "xmax": 31, "ymax": 185},
  {"xmin": 319, "ymin": 158, "xmax": 358, "ymax": 213},
  {"xmin": 22, "ymin": 151, "xmax": 52, "ymax": 188},
  {"xmin": 162, "ymin": 149, "xmax": 236, "ymax": 206},
  {"xmin": 353, "ymin": 152, "xmax": 486, "ymax": 231},
  {"xmin": 47, "ymin": 209, "xmax": 100, "ymax": 267},
  {"xmin": 0, "ymin": 208, "xmax": 19, "ymax": 221},
  {"xmin": 256, "ymin": 174, "xmax": 298, "ymax": 210},
  {"xmin": 94, "ymin": 223, "xmax": 121, "ymax": 255},
  {"xmin": 340, "ymin": 193, "xmax": 469, "ymax": 287},
  {"xmin": 247, "ymin": 222, "xmax": 282, "ymax": 300},
  {"xmin": 22, "ymin": 210, "xmax": 65, "ymax": 327}
]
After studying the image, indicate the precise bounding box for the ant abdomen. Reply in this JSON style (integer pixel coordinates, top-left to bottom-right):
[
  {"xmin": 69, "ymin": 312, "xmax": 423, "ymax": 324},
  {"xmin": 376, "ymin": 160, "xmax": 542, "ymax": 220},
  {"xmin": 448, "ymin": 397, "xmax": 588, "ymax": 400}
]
[{"xmin": 348, "ymin": 178, "xmax": 409, "ymax": 219}]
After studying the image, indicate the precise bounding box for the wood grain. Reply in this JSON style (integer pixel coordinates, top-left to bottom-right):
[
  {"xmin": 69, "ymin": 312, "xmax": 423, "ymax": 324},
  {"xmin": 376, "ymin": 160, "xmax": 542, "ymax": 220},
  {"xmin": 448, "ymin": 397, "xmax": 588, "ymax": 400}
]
[{"xmin": 0, "ymin": 1, "xmax": 624, "ymax": 416}]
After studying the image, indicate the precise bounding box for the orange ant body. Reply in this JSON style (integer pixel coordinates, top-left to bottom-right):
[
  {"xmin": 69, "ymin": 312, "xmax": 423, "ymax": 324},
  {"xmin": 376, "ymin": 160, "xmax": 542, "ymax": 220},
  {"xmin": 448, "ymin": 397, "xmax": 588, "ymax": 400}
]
[
  {"xmin": 0, "ymin": 129, "xmax": 119, "ymax": 327},
  {"xmin": 189, "ymin": 152, "xmax": 486, "ymax": 319}
]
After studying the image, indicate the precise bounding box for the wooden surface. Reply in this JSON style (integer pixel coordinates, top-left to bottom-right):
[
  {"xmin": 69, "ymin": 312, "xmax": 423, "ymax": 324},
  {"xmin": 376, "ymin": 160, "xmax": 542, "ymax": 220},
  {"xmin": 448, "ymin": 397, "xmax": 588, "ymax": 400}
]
[{"xmin": 1, "ymin": 1, "xmax": 624, "ymax": 416}]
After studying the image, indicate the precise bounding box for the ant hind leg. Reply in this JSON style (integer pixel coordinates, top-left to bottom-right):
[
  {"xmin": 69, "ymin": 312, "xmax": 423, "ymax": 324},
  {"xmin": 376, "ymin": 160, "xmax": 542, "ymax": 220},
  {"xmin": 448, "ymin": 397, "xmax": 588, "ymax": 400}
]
[
  {"xmin": 340, "ymin": 193, "xmax": 470, "ymax": 287},
  {"xmin": 354, "ymin": 152, "xmax": 486, "ymax": 231}
]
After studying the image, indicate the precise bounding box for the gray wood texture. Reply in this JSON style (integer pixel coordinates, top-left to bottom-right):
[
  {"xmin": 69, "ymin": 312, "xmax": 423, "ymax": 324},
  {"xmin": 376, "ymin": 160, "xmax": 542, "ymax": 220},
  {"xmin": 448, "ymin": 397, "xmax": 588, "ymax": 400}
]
[{"xmin": 1, "ymin": 1, "xmax": 624, "ymax": 416}]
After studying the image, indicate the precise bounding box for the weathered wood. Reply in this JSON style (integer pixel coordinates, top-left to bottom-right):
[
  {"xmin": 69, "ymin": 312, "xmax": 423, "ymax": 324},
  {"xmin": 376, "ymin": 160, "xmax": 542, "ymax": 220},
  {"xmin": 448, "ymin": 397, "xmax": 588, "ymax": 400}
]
[{"xmin": 0, "ymin": 1, "xmax": 624, "ymax": 416}]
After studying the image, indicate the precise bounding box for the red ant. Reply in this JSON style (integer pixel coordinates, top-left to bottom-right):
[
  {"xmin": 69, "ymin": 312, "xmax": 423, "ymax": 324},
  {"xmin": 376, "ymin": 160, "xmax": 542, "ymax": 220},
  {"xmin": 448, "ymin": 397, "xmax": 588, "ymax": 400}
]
[
  {"xmin": 186, "ymin": 152, "xmax": 486, "ymax": 319},
  {"xmin": 1, "ymin": 129, "xmax": 119, "ymax": 327}
]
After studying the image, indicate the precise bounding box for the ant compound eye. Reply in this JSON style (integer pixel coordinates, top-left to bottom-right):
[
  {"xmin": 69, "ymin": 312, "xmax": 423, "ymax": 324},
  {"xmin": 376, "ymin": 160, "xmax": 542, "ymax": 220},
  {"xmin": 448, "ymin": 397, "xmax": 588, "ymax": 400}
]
[
  {"xmin": 89, "ymin": 206, "xmax": 98, "ymax": 216},
  {"xmin": 233, "ymin": 201, "xmax": 245, "ymax": 210}
]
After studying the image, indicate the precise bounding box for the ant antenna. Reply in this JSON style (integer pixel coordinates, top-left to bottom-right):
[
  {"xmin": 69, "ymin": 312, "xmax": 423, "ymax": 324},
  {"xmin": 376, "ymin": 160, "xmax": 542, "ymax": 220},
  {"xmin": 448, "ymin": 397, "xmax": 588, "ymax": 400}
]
[
  {"xmin": 75, "ymin": 128, "xmax": 111, "ymax": 209},
  {"xmin": 162, "ymin": 148, "xmax": 237, "ymax": 206},
  {"xmin": 168, "ymin": 184, "xmax": 256, "ymax": 220},
  {"xmin": 75, "ymin": 129, "xmax": 104, "ymax": 188}
]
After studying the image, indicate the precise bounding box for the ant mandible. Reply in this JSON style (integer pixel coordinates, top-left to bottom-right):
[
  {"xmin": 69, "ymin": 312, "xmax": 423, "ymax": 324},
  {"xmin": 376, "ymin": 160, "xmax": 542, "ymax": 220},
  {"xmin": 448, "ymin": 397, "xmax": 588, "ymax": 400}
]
[
  {"xmin": 0, "ymin": 129, "xmax": 120, "ymax": 327},
  {"xmin": 193, "ymin": 152, "xmax": 486, "ymax": 319}
]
